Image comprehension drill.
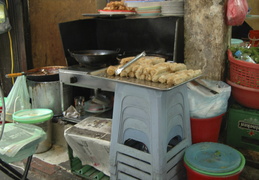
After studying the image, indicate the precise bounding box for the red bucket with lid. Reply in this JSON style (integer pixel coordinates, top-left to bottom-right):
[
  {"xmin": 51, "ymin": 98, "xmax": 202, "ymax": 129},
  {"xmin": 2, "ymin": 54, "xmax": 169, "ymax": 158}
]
[
  {"xmin": 190, "ymin": 113, "xmax": 224, "ymax": 144},
  {"xmin": 184, "ymin": 162, "xmax": 242, "ymax": 180},
  {"xmin": 249, "ymin": 30, "xmax": 259, "ymax": 47},
  {"xmin": 184, "ymin": 142, "xmax": 246, "ymax": 180}
]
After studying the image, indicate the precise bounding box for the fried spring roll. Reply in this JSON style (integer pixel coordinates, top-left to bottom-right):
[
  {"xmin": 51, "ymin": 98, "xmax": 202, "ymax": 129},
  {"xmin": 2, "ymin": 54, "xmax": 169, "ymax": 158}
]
[
  {"xmin": 106, "ymin": 65, "xmax": 118, "ymax": 76},
  {"xmin": 152, "ymin": 71, "xmax": 171, "ymax": 82},
  {"xmin": 169, "ymin": 63, "xmax": 187, "ymax": 72},
  {"xmin": 167, "ymin": 74, "xmax": 188, "ymax": 86}
]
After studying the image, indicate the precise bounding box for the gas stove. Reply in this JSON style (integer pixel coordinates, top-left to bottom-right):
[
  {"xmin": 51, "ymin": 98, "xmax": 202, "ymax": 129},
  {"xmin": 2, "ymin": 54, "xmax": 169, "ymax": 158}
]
[
  {"xmin": 59, "ymin": 65, "xmax": 115, "ymax": 123},
  {"xmin": 59, "ymin": 65, "xmax": 116, "ymax": 92}
]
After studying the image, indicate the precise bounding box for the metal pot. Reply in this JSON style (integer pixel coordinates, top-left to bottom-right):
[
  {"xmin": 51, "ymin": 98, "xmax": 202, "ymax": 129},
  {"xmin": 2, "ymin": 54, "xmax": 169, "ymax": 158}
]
[
  {"xmin": 27, "ymin": 80, "xmax": 72, "ymax": 116},
  {"xmin": 6, "ymin": 66, "xmax": 66, "ymax": 82},
  {"xmin": 68, "ymin": 49, "xmax": 119, "ymax": 67}
]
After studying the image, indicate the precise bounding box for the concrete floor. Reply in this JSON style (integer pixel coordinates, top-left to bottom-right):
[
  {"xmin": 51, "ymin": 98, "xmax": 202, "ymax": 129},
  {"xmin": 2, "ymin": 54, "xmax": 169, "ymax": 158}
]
[
  {"xmin": 1, "ymin": 144, "xmax": 84, "ymax": 180},
  {"xmin": 2, "ymin": 146, "xmax": 259, "ymax": 180},
  {"xmin": 1, "ymin": 120, "xmax": 259, "ymax": 180}
]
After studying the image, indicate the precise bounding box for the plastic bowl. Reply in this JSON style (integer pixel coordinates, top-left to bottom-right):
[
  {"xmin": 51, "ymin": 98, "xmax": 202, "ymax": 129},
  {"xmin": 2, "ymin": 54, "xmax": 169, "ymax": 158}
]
[
  {"xmin": 161, "ymin": 1, "xmax": 184, "ymax": 6},
  {"xmin": 138, "ymin": 12, "xmax": 161, "ymax": 16},
  {"xmin": 137, "ymin": 10, "xmax": 161, "ymax": 13},
  {"xmin": 227, "ymin": 79, "xmax": 259, "ymax": 109},
  {"xmin": 137, "ymin": 6, "xmax": 161, "ymax": 11}
]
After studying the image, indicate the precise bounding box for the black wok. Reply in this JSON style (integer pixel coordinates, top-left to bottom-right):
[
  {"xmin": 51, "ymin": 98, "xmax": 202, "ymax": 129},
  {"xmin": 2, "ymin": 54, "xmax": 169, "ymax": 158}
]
[{"xmin": 68, "ymin": 49, "xmax": 119, "ymax": 67}]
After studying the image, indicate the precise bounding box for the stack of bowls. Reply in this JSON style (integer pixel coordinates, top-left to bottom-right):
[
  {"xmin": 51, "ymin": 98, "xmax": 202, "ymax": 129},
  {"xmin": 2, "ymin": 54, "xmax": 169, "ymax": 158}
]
[
  {"xmin": 161, "ymin": 0, "xmax": 184, "ymax": 16},
  {"xmin": 136, "ymin": 6, "xmax": 161, "ymax": 16}
]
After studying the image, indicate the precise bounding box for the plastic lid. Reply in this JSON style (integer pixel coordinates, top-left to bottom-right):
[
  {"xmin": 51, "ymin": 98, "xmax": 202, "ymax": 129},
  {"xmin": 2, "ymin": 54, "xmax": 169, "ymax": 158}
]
[
  {"xmin": 84, "ymin": 100, "xmax": 111, "ymax": 113},
  {"xmin": 184, "ymin": 142, "xmax": 245, "ymax": 176},
  {"xmin": 12, "ymin": 109, "xmax": 53, "ymax": 124}
]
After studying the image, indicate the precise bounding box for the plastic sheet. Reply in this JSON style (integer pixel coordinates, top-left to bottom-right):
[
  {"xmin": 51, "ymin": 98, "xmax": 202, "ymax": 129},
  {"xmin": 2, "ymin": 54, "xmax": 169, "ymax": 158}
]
[
  {"xmin": 5, "ymin": 76, "xmax": 31, "ymax": 121},
  {"xmin": 64, "ymin": 117, "xmax": 112, "ymax": 176},
  {"xmin": 187, "ymin": 79, "xmax": 231, "ymax": 118},
  {"xmin": 226, "ymin": 0, "xmax": 248, "ymax": 26},
  {"xmin": 0, "ymin": 123, "xmax": 46, "ymax": 162}
]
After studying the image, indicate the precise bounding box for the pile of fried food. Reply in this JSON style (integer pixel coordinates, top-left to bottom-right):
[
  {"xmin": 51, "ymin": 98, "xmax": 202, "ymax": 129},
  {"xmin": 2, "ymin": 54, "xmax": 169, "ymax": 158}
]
[
  {"xmin": 106, "ymin": 56, "xmax": 202, "ymax": 86},
  {"xmin": 103, "ymin": 1, "xmax": 136, "ymax": 11}
]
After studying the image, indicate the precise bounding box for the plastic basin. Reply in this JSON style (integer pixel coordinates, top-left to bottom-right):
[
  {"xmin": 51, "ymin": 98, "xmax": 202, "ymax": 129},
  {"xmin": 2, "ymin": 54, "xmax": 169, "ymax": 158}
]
[
  {"xmin": 227, "ymin": 79, "xmax": 259, "ymax": 109},
  {"xmin": 12, "ymin": 108, "xmax": 54, "ymax": 124}
]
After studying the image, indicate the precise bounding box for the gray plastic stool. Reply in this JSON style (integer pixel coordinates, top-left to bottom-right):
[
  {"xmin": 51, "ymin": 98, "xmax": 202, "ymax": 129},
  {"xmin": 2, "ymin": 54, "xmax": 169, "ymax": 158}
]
[{"xmin": 109, "ymin": 83, "xmax": 192, "ymax": 180}]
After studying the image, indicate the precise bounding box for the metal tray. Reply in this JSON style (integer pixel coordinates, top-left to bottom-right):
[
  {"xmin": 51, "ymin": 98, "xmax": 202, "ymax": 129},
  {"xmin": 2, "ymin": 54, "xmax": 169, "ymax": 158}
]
[{"xmin": 90, "ymin": 68, "xmax": 201, "ymax": 91}]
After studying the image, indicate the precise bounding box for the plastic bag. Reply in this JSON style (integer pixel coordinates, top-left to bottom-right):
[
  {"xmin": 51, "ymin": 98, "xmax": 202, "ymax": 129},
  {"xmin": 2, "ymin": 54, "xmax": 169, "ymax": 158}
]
[
  {"xmin": 0, "ymin": 0, "xmax": 11, "ymax": 34},
  {"xmin": 226, "ymin": 0, "xmax": 248, "ymax": 26},
  {"xmin": 5, "ymin": 76, "xmax": 31, "ymax": 120},
  {"xmin": 187, "ymin": 79, "xmax": 231, "ymax": 118}
]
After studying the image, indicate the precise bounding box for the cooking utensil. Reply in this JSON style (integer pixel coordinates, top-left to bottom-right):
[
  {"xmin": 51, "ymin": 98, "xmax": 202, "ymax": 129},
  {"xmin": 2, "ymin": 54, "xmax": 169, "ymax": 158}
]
[
  {"xmin": 115, "ymin": 51, "xmax": 146, "ymax": 75},
  {"xmin": 68, "ymin": 49, "xmax": 119, "ymax": 67},
  {"xmin": 5, "ymin": 66, "xmax": 66, "ymax": 81},
  {"xmin": 117, "ymin": 52, "xmax": 171, "ymax": 61},
  {"xmin": 6, "ymin": 69, "xmax": 46, "ymax": 78},
  {"xmin": 192, "ymin": 79, "xmax": 219, "ymax": 94}
]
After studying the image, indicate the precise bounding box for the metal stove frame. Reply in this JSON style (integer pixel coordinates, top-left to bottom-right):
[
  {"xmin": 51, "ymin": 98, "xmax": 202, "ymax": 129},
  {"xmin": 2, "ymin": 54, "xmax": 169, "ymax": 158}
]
[{"xmin": 59, "ymin": 66, "xmax": 115, "ymax": 123}]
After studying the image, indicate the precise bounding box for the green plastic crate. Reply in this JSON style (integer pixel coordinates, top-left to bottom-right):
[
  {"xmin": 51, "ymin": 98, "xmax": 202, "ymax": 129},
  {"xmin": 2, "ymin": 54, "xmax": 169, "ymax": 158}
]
[
  {"xmin": 67, "ymin": 145, "xmax": 110, "ymax": 180},
  {"xmin": 226, "ymin": 104, "xmax": 259, "ymax": 152}
]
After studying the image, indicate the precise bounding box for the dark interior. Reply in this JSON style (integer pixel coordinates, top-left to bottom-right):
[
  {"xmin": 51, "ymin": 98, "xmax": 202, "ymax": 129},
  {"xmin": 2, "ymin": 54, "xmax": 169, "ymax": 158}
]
[{"xmin": 59, "ymin": 16, "xmax": 184, "ymax": 66}]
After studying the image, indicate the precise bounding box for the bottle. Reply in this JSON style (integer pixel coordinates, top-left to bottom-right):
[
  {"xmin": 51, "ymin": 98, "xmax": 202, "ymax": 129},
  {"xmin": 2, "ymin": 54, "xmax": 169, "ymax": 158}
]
[{"xmin": 234, "ymin": 50, "xmax": 256, "ymax": 63}]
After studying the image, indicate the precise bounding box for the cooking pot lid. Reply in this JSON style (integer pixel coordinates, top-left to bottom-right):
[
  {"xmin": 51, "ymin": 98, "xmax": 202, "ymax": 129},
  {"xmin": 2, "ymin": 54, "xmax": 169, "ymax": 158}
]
[
  {"xmin": 13, "ymin": 108, "xmax": 54, "ymax": 123},
  {"xmin": 184, "ymin": 142, "xmax": 243, "ymax": 175},
  {"xmin": 84, "ymin": 100, "xmax": 111, "ymax": 113}
]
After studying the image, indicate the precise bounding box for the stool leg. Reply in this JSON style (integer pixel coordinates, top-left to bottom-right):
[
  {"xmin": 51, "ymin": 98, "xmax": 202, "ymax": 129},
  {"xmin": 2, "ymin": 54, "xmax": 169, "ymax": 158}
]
[
  {"xmin": 21, "ymin": 155, "xmax": 33, "ymax": 180},
  {"xmin": 0, "ymin": 157, "xmax": 32, "ymax": 180},
  {"xmin": 0, "ymin": 160, "xmax": 21, "ymax": 180}
]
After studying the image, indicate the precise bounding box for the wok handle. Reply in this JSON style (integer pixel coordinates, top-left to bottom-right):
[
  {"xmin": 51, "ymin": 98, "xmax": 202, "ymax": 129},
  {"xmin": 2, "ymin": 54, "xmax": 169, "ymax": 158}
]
[{"xmin": 5, "ymin": 72, "xmax": 25, "ymax": 78}]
